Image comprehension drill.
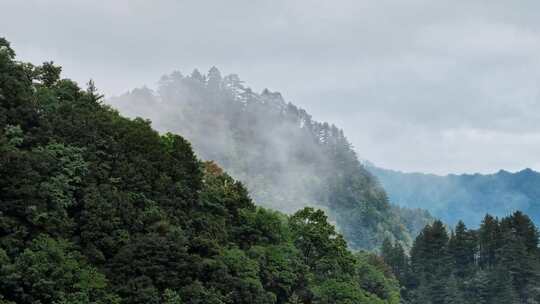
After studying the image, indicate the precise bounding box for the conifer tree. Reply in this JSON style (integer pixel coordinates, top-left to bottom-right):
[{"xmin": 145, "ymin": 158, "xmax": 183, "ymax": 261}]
[
  {"xmin": 478, "ymin": 214, "xmax": 500, "ymax": 268},
  {"xmin": 443, "ymin": 276, "xmax": 466, "ymax": 304},
  {"xmin": 488, "ymin": 267, "xmax": 519, "ymax": 304},
  {"xmin": 407, "ymin": 212, "xmax": 540, "ymax": 304},
  {"xmin": 448, "ymin": 221, "xmax": 476, "ymax": 277}
]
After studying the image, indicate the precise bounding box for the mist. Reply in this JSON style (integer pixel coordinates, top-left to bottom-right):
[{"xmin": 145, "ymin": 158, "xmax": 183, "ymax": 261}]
[
  {"xmin": 110, "ymin": 69, "xmax": 327, "ymax": 213},
  {"xmin": 3, "ymin": 1, "xmax": 540, "ymax": 303},
  {"xmin": 108, "ymin": 67, "xmax": 432, "ymax": 249},
  {"xmin": 4, "ymin": 0, "xmax": 540, "ymax": 175},
  {"xmin": 369, "ymin": 165, "xmax": 540, "ymax": 227}
]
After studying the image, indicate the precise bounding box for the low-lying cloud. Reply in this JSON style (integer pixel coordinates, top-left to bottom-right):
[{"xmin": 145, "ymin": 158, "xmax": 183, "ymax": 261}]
[{"xmin": 2, "ymin": 0, "xmax": 540, "ymax": 174}]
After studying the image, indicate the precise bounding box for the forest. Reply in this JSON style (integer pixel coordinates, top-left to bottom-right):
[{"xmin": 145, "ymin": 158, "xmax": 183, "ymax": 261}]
[
  {"xmin": 1, "ymin": 36, "xmax": 540, "ymax": 304},
  {"xmin": 109, "ymin": 68, "xmax": 433, "ymax": 250},
  {"xmin": 383, "ymin": 212, "xmax": 540, "ymax": 303},
  {"xmin": 0, "ymin": 38, "xmax": 400, "ymax": 303}
]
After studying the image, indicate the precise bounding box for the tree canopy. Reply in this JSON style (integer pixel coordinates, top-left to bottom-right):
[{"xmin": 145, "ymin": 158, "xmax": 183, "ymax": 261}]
[
  {"xmin": 110, "ymin": 68, "xmax": 433, "ymax": 251},
  {"xmin": 382, "ymin": 212, "xmax": 540, "ymax": 304},
  {"xmin": 0, "ymin": 38, "xmax": 400, "ymax": 304}
]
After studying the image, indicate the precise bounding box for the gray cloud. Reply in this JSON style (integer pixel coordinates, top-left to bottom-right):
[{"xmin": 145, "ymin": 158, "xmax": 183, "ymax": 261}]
[{"xmin": 2, "ymin": 0, "xmax": 540, "ymax": 174}]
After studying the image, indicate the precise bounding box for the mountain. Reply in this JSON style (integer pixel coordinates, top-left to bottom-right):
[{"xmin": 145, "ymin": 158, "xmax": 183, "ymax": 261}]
[
  {"xmin": 3, "ymin": 36, "xmax": 539, "ymax": 304},
  {"xmin": 367, "ymin": 164, "xmax": 540, "ymax": 226},
  {"xmin": 109, "ymin": 68, "xmax": 432, "ymax": 250},
  {"xmin": 0, "ymin": 38, "xmax": 401, "ymax": 304}
]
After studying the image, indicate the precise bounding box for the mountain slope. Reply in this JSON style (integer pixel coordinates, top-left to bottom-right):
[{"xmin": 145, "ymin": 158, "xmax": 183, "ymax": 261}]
[
  {"xmin": 0, "ymin": 38, "xmax": 400, "ymax": 304},
  {"xmin": 109, "ymin": 68, "xmax": 432, "ymax": 250},
  {"xmin": 368, "ymin": 164, "xmax": 540, "ymax": 226}
]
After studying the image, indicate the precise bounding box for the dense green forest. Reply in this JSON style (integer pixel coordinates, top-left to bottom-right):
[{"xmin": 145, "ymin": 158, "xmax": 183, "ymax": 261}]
[
  {"xmin": 382, "ymin": 212, "xmax": 540, "ymax": 303},
  {"xmin": 367, "ymin": 164, "xmax": 540, "ymax": 227},
  {"xmin": 3, "ymin": 36, "xmax": 539, "ymax": 304},
  {"xmin": 109, "ymin": 68, "xmax": 432, "ymax": 250},
  {"xmin": 0, "ymin": 38, "xmax": 403, "ymax": 303}
]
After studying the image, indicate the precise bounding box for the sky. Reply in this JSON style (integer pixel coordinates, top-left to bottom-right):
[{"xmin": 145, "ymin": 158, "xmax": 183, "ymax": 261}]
[{"xmin": 2, "ymin": 0, "xmax": 540, "ymax": 175}]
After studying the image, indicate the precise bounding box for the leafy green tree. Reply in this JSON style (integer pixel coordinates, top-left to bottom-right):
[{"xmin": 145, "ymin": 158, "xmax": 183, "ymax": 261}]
[
  {"xmin": 289, "ymin": 207, "xmax": 354, "ymax": 279},
  {"xmin": 248, "ymin": 244, "xmax": 306, "ymax": 303},
  {"xmin": 0, "ymin": 37, "xmax": 410, "ymax": 304},
  {"xmin": 162, "ymin": 289, "xmax": 183, "ymax": 304},
  {"xmin": 356, "ymin": 252, "xmax": 400, "ymax": 304},
  {"xmin": 36, "ymin": 61, "xmax": 62, "ymax": 88},
  {"xmin": 0, "ymin": 236, "xmax": 118, "ymax": 304},
  {"xmin": 312, "ymin": 279, "xmax": 367, "ymax": 304},
  {"xmin": 109, "ymin": 64, "xmax": 425, "ymax": 252}
]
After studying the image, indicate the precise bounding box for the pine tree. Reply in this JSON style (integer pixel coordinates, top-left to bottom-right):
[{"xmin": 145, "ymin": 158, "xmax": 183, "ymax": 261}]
[
  {"xmin": 466, "ymin": 270, "xmax": 489, "ymax": 304},
  {"xmin": 408, "ymin": 213, "xmax": 540, "ymax": 304},
  {"xmin": 207, "ymin": 66, "xmax": 222, "ymax": 92},
  {"xmin": 190, "ymin": 68, "xmax": 206, "ymax": 83},
  {"xmin": 478, "ymin": 214, "xmax": 500, "ymax": 268},
  {"xmin": 448, "ymin": 221, "xmax": 476, "ymax": 277},
  {"xmin": 488, "ymin": 267, "xmax": 519, "ymax": 304},
  {"xmin": 499, "ymin": 213, "xmax": 539, "ymax": 302},
  {"xmin": 444, "ymin": 275, "xmax": 466, "ymax": 304},
  {"xmin": 381, "ymin": 238, "xmax": 409, "ymax": 286},
  {"xmin": 393, "ymin": 242, "xmax": 409, "ymax": 284},
  {"xmin": 381, "ymin": 237, "xmax": 394, "ymax": 264},
  {"xmin": 411, "ymin": 220, "xmax": 451, "ymax": 279}
]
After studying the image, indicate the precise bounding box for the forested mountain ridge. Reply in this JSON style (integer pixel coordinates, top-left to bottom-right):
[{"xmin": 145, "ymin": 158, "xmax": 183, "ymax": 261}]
[
  {"xmin": 0, "ymin": 38, "xmax": 401, "ymax": 303},
  {"xmin": 109, "ymin": 67, "xmax": 432, "ymax": 250},
  {"xmin": 382, "ymin": 212, "xmax": 540, "ymax": 303},
  {"xmin": 367, "ymin": 164, "xmax": 540, "ymax": 227}
]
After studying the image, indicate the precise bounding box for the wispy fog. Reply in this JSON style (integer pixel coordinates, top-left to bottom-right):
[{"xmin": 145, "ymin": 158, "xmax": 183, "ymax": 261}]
[
  {"xmin": 108, "ymin": 68, "xmax": 426, "ymax": 249},
  {"xmin": 109, "ymin": 69, "xmax": 341, "ymax": 214},
  {"xmin": 3, "ymin": 0, "xmax": 540, "ymax": 174}
]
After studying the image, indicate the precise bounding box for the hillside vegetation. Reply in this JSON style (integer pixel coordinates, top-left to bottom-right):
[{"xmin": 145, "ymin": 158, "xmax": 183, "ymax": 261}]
[
  {"xmin": 110, "ymin": 68, "xmax": 432, "ymax": 250},
  {"xmin": 383, "ymin": 212, "xmax": 540, "ymax": 303},
  {"xmin": 0, "ymin": 38, "xmax": 402, "ymax": 304}
]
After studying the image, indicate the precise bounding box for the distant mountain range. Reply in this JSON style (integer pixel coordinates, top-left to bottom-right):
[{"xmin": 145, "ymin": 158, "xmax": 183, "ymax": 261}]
[{"xmin": 367, "ymin": 164, "xmax": 540, "ymax": 227}]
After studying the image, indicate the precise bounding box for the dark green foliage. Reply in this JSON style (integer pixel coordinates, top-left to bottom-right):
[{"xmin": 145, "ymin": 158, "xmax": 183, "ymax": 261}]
[
  {"xmin": 0, "ymin": 38, "xmax": 400, "ymax": 304},
  {"xmin": 356, "ymin": 253, "xmax": 400, "ymax": 303},
  {"xmin": 0, "ymin": 236, "xmax": 118, "ymax": 304},
  {"xmin": 448, "ymin": 221, "xmax": 476, "ymax": 278},
  {"xmin": 443, "ymin": 276, "xmax": 466, "ymax": 304},
  {"xmin": 392, "ymin": 212, "xmax": 540, "ymax": 304},
  {"xmin": 289, "ymin": 208, "xmax": 353, "ymax": 276},
  {"xmin": 381, "ymin": 238, "xmax": 410, "ymax": 299},
  {"xmin": 478, "ymin": 214, "xmax": 500, "ymax": 268},
  {"xmin": 110, "ymin": 68, "xmax": 433, "ymax": 251}
]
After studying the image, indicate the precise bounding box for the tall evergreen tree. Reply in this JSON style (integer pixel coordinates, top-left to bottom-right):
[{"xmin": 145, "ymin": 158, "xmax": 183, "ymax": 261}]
[
  {"xmin": 478, "ymin": 214, "xmax": 500, "ymax": 269},
  {"xmin": 487, "ymin": 267, "xmax": 519, "ymax": 304},
  {"xmin": 448, "ymin": 221, "xmax": 476, "ymax": 277},
  {"xmin": 406, "ymin": 212, "xmax": 540, "ymax": 304},
  {"xmin": 443, "ymin": 276, "xmax": 465, "ymax": 304}
]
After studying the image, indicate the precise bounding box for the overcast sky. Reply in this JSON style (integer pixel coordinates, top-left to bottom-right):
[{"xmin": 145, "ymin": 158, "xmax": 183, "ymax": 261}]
[{"xmin": 2, "ymin": 0, "xmax": 540, "ymax": 174}]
